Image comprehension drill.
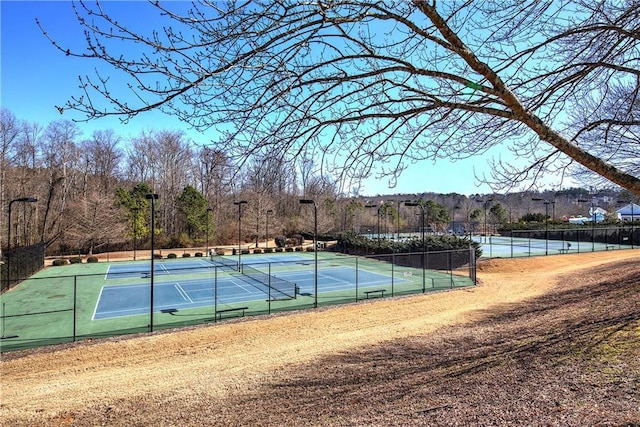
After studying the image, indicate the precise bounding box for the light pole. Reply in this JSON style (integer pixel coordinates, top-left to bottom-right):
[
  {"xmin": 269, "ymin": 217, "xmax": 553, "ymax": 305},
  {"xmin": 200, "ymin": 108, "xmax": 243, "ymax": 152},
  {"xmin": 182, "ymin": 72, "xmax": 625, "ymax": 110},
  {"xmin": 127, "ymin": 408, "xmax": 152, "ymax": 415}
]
[
  {"xmin": 206, "ymin": 208, "xmax": 212, "ymax": 255},
  {"xmin": 405, "ymin": 201, "xmax": 426, "ymax": 291},
  {"xmin": 6, "ymin": 197, "xmax": 37, "ymax": 290},
  {"xmin": 532, "ymin": 198, "xmax": 553, "ymax": 255},
  {"xmin": 578, "ymin": 199, "xmax": 596, "ymax": 251},
  {"xmin": 132, "ymin": 207, "xmax": 139, "ymax": 261},
  {"xmin": 617, "ymin": 200, "xmax": 635, "ymax": 248},
  {"xmin": 265, "ymin": 209, "xmax": 273, "ymax": 249},
  {"xmin": 389, "ymin": 199, "xmax": 411, "ymax": 240},
  {"xmin": 234, "ymin": 201, "xmax": 247, "ymax": 271},
  {"xmin": 300, "ymin": 199, "xmax": 318, "ymax": 308},
  {"xmin": 364, "ymin": 204, "xmax": 377, "ymax": 253},
  {"xmin": 476, "ymin": 198, "xmax": 493, "ymax": 243},
  {"xmin": 145, "ymin": 193, "xmax": 158, "ymax": 332}
]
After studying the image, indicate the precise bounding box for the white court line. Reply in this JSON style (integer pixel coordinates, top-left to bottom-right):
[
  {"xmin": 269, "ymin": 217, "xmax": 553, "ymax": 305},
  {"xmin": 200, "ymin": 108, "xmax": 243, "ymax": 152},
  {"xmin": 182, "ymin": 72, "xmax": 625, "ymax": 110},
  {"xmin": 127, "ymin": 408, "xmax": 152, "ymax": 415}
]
[
  {"xmin": 92, "ymin": 286, "xmax": 106, "ymax": 320},
  {"xmin": 104, "ymin": 265, "xmax": 112, "ymax": 281},
  {"xmin": 228, "ymin": 278, "xmax": 256, "ymax": 294},
  {"xmin": 175, "ymin": 282, "xmax": 194, "ymax": 303}
]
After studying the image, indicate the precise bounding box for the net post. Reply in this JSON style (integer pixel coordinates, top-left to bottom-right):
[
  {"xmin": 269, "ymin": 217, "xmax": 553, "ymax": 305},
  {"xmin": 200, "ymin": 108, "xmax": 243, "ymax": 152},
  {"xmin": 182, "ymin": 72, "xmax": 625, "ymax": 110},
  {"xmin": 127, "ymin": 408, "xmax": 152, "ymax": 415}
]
[{"xmin": 268, "ymin": 263, "xmax": 272, "ymax": 314}]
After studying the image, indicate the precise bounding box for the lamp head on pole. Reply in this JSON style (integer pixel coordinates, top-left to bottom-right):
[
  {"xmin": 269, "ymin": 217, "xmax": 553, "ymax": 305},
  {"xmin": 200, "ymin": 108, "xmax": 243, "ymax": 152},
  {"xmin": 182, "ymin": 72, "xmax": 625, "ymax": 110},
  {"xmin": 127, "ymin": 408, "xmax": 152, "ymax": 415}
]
[
  {"xmin": 10, "ymin": 197, "xmax": 38, "ymax": 205},
  {"xmin": 18, "ymin": 197, "xmax": 37, "ymax": 203}
]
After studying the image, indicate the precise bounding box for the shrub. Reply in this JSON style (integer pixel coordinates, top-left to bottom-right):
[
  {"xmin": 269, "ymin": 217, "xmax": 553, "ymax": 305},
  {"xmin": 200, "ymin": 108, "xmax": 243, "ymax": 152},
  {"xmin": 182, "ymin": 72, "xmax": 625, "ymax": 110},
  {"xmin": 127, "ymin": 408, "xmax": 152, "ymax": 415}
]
[
  {"xmin": 86, "ymin": 256, "xmax": 99, "ymax": 263},
  {"xmin": 253, "ymin": 248, "xmax": 263, "ymax": 254},
  {"xmin": 295, "ymin": 246, "xmax": 303, "ymax": 252},
  {"xmin": 69, "ymin": 257, "xmax": 83, "ymax": 264},
  {"xmin": 241, "ymin": 249, "xmax": 250, "ymax": 255},
  {"xmin": 275, "ymin": 247, "xmax": 284, "ymax": 252},
  {"xmin": 182, "ymin": 253, "xmax": 191, "ymax": 258},
  {"xmin": 306, "ymin": 246, "xmax": 315, "ymax": 252},
  {"xmin": 289, "ymin": 234, "xmax": 304, "ymax": 246},
  {"xmin": 195, "ymin": 252, "xmax": 203, "ymax": 257},
  {"xmin": 52, "ymin": 259, "xmax": 68, "ymax": 266},
  {"xmin": 167, "ymin": 253, "xmax": 178, "ymax": 259},
  {"xmin": 285, "ymin": 247, "xmax": 294, "ymax": 252},
  {"xmin": 153, "ymin": 253, "xmax": 163, "ymax": 259},
  {"xmin": 264, "ymin": 247, "xmax": 274, "ymax": 253},
  {"xmin": 274, "ymin": 235, "xmax": 287, "ymax": 248}
]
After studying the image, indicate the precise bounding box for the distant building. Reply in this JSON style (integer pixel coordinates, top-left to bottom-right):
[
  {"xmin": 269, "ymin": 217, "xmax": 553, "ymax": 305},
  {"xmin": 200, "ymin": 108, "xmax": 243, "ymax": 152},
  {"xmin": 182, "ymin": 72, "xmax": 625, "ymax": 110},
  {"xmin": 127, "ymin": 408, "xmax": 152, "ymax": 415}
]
[
  {"xmin": 616, "ymin": 203, "xmax": 640, "ymax": 222},
  {"xmin": 568, "ymin": 207, "xmax": 608, "ymax": 224}
]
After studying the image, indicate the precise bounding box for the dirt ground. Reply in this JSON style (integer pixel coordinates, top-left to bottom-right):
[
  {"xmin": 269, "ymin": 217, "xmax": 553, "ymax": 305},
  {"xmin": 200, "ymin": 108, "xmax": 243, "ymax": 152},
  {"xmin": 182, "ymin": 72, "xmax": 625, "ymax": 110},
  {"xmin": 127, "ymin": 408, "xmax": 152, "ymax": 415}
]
[{"xmin": 2, "ymin": 250, "xmax": 639, "ymax": 426}]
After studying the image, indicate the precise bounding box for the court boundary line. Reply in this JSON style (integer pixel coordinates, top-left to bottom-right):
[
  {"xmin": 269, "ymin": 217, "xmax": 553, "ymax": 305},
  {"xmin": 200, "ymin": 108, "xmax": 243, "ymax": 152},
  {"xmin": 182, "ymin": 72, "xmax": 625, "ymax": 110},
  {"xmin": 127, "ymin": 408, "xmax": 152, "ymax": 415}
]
[{"xmin": 174, "ymin": 282, "xmax": 193, "ymax": 303}]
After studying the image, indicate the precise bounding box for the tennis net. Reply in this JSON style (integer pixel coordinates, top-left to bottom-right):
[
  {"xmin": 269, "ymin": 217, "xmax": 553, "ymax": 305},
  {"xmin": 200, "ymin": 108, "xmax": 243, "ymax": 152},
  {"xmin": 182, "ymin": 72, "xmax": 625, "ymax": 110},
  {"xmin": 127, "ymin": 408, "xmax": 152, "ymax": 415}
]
[
  {"xmin": 240, "ymin": 264, "xmax": 298, "ymax": 299},
  {"xmin": 209, "ymin": 255, "xmax": 237, "ymax": 271}
]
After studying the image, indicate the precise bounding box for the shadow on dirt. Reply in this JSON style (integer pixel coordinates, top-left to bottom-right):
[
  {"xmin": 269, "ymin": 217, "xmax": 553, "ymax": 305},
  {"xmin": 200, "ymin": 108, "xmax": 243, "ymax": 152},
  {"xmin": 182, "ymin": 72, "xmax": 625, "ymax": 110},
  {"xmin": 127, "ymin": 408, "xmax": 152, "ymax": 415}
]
[{"xmin": 230, "ymin": 260, "xmax": 640, "ymax": 425}]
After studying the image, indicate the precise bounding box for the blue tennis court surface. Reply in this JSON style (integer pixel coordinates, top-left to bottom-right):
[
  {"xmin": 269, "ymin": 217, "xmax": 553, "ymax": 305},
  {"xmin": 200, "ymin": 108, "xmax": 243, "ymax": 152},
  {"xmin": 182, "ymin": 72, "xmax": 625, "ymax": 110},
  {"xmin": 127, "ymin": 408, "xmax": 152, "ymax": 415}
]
[
  {"xmin": 104, "ymin": 254, "xmax": 310, "ymax": 279},
  {"xmin": 93, "ymin": 264, "xmax": 408, "ymax": 320},
  {"xmin": 105, "ymin": 259, "xmax": 215, "ymax": 279},
  {"xmin": 93, "ymin": 276, "xmax": 264, "ymax": 319}
]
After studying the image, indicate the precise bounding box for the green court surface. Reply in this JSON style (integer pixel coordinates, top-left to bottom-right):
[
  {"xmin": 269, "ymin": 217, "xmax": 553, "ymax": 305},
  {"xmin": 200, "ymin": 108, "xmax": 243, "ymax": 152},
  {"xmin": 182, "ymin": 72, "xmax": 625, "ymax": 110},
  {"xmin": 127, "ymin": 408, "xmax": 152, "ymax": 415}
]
[{"xmin": 0, "ymin": 252, "xmax": 474, "ymax": 353}]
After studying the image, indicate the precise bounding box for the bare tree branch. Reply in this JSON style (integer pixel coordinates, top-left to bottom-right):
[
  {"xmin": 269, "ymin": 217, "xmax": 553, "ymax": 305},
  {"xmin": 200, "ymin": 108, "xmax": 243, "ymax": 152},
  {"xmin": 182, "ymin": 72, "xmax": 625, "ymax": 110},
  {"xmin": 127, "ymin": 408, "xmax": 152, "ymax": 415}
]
[{"xmin": 38, "ymin": 0, "xmax": 640, "ymax": 194}]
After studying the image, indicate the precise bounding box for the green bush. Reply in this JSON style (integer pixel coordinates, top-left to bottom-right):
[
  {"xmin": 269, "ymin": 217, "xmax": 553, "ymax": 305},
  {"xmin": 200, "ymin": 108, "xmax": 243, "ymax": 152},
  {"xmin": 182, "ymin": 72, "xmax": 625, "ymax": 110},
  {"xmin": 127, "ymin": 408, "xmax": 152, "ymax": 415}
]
[
  {"xmin": 275, "ymin": 247, "xmax": 284, "ymax": 252},
  {"xmin": 306, "ymin": 246, "xmax": 315, "ymax": 252},
  {"xmin": 335, "ymin": 231, "xmax": 482, "ymax": 258},
  {"xmin": 274, "ymin": 235, "xmax": 287, "ymax": 248},
  {"xmin": 86, "ymin": 256, "xmax": 99, "ymax": 263},
  {"xmin": 195, "ymin": 252, "xmax": 203, "ymax": 257},
  {"xmin": 52, "ymin": 259, "xmax": 68, "ymax": 266},
  {"xmin": 285, "ymin": 247, "xmax": 294, "ymax": 252},
  {"xmin": 295, "ymin": 246, "xmax": 303, "ymax": 252},
  {"xmin": 167, "ymin": 253, "xmax": 178, "ymax": 259},
  {"xmin": 253, "ymin": 248, "xmax": 263, "ymax": 254},
  {"xmin": 153, "ymin": 253, "xmax": 163, "ymax": 259},
  {"xmin": 182, "ymin": 253, "xmax": 191, "ymax": 258},
  {"xmin": 69, "ymin": 257, "xmax": 83, "ymax": 264}
]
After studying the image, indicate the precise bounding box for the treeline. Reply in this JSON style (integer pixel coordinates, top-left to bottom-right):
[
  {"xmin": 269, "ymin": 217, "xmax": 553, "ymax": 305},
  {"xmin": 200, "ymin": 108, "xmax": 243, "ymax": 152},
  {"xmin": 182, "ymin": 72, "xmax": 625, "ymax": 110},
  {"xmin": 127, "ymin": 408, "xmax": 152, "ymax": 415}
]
[
  {"xmin": 0, "ymin": 108, "xmax": 343, "ymax": 256},
  {"xmin": 2, "ymin": 108, "xmax": 637, "ymax": 257}
]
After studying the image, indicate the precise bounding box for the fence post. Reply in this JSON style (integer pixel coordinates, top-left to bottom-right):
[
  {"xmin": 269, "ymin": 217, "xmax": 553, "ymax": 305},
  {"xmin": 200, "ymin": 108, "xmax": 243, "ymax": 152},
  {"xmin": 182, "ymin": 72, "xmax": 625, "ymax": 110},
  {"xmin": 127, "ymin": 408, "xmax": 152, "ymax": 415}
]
[
  {"xmin": 391, "ymin": 253, "xmax": 394, "ymax": 297},
  {"xmin": 73, "ymin": 275, "xmax": 77, "ymax": 342},
  {"xmin": 449, "ymin": 251, "xmax": 454, "ymax": 288},
  {"xmin": 214, "ymin": 267, "xmax": 218, "ymax": 323},
  {"xmin": 268, "ymin": 263, "xmax": 272, "ymax": 314},
  {"xmin": 510, "ymin": 230, "xmax": 513, "ymax": 258},
  {"xmin": 355, "ymin": 257, "xmax": 359, "ymax": 302},
  {"xmin": 469, "ymin": 246, "xmax": 476, "ymax": 286}
]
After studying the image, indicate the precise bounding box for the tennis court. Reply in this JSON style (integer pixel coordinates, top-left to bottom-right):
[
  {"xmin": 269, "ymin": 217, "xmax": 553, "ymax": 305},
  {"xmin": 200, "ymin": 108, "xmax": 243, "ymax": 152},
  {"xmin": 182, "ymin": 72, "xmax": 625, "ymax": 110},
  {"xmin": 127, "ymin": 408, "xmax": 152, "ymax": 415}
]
[
  {"xmin": 0, "ymin": 249, "xmax": 475, "ymax": 352},
  {"xmin": 94, "ymin": 261, "xmax": 412, "ymax": 320},
  {"xmin": 475, "ymin": 234, "xmax": 634, "ymax": 257}
]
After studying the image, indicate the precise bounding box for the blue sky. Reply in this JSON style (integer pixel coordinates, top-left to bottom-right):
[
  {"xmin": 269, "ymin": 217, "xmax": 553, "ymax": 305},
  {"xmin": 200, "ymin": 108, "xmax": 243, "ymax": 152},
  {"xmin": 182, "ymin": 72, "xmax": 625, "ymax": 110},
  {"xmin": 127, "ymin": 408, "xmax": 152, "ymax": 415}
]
[{"xmin": 1, "ymin": 1, "xmax": 520, "ymax": 197}]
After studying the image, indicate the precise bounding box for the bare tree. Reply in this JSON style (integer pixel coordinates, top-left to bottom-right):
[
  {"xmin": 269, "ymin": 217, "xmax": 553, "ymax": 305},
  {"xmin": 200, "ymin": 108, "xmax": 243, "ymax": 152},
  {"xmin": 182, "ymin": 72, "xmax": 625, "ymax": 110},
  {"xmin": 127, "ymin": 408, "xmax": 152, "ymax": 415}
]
[
  {"xmin": 0, "ymin": 109, "xmax": 21, "ymax": 249},
  {"xmin": 38, "ymin": 1, "xmax": 640, "ymax": 196},
  {"xmin": 125, "ymin": 131, "xmax": 157, "ymax": 185},
  {"xmin": 81, "ymin": 129, "xmax": 123, "ymax": 193},
  {"xmin": 38, "ymin": 120, "xmax": 82, "ymax": 246}
]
